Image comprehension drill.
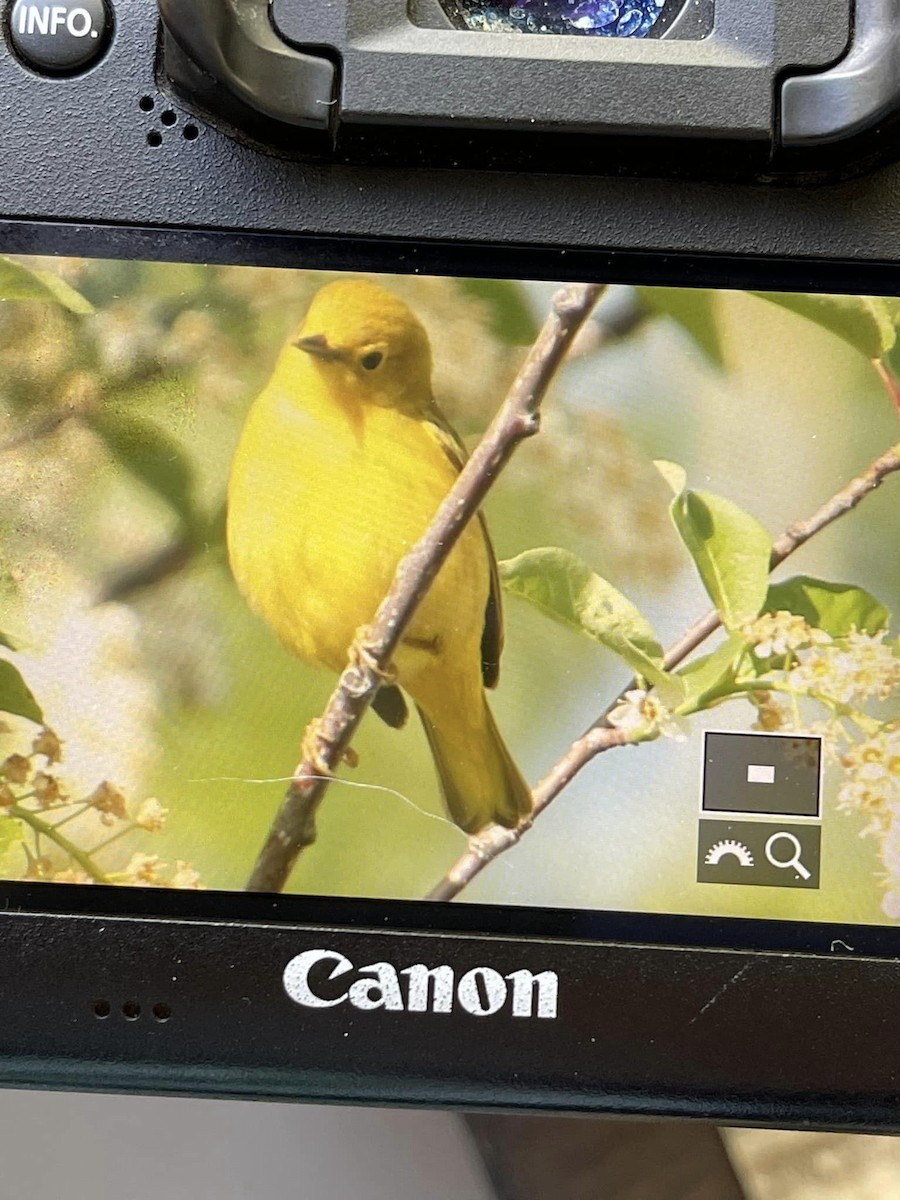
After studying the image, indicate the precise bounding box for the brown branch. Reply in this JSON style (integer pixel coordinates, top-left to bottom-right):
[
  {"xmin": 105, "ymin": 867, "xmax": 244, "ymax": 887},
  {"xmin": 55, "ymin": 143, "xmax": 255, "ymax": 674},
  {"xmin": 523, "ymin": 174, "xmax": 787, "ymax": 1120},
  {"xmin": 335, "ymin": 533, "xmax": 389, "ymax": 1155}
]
[
  {"xmin": 427, "ymin": 439, "xmax": 900, "ymax": 902},
  {"xmin": 245, "ymin": 283, "xmax": 606, "ymax": 893}
]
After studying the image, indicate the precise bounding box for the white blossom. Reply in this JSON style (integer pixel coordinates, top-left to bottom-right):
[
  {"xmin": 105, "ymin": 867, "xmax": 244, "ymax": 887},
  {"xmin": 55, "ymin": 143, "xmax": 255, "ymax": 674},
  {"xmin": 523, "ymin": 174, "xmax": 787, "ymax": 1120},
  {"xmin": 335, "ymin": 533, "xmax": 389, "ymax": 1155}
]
[
  {"xmin": 135, "ymin": 797, "xmax": 168, "ymax": 833},
  {"xmin": 608, "ymin": 689, "xmax": 686, "ymax": 742},
  {"xmin": 742, "ymin": 611, "xmax": 830, "ymax": 660}
]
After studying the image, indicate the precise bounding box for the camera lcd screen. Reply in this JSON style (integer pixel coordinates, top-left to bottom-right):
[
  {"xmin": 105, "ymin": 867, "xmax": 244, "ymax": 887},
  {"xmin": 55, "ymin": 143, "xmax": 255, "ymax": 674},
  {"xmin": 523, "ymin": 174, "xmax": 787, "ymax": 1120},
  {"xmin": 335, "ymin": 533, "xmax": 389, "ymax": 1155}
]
[{"xmin": 0, "ymin": 252, "xmax": 897, "ymax": 934}]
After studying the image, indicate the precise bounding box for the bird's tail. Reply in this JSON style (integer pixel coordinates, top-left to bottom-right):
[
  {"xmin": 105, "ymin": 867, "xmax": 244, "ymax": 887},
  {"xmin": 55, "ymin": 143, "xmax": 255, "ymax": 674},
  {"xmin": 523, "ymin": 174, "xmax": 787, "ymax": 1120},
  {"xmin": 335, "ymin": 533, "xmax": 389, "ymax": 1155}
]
[{"xmin": 416, "ymin": 694, "xmax": 532, "ymax": 834}]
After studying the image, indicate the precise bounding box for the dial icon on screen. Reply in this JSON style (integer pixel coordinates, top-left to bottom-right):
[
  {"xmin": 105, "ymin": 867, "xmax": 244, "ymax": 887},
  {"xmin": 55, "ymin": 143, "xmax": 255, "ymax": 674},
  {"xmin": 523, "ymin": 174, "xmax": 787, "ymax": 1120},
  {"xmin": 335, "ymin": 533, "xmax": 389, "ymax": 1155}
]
[
  {"xmin": 697, "ymin": 821, "xmax": 820, "ymax": 889},
  {"xmin": 704, "ymin": 839, "xmax": 754, "ymax": 868}
]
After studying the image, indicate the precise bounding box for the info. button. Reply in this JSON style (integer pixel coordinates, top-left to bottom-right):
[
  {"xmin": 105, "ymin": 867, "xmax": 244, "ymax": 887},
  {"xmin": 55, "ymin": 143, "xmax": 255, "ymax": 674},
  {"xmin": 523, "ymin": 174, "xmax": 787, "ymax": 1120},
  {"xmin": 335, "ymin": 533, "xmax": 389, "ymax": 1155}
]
[
  {"xmin": 8, "ymin": 1, "xmax": 112, "ymax": 76},
  {"xmin": 702, "ymin": 731, "xmax": 822, "ymax": 818}
]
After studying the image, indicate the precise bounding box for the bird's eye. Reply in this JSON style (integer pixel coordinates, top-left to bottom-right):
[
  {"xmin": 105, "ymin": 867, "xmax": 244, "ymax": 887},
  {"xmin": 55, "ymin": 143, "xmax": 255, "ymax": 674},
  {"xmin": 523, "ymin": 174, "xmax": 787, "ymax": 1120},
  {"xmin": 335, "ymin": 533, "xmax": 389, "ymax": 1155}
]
[{"xmin": 360, "ymin": 350, "xmax": 384, "ymax": 371}]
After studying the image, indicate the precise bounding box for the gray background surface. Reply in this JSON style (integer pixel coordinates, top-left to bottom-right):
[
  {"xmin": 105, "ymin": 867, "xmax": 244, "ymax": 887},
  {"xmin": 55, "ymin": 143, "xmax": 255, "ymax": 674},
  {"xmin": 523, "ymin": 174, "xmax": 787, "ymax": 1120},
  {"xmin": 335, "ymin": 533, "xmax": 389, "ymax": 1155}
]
[{"xmin": 0, "ymin": 1091, "xmax": 492, "ymax": 1200}]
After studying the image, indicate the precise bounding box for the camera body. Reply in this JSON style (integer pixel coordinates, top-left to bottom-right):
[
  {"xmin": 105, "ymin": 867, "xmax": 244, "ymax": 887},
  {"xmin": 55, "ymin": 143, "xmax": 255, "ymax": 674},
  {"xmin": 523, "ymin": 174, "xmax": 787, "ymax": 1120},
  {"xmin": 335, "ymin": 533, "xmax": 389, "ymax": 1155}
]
[
  {"xmin": 6, "ymin": 0, "xmax": 900, "ymax": 251},
  {"xmin": 0, "ymin": 0, "xmax": 899, "ymax": 1127}
]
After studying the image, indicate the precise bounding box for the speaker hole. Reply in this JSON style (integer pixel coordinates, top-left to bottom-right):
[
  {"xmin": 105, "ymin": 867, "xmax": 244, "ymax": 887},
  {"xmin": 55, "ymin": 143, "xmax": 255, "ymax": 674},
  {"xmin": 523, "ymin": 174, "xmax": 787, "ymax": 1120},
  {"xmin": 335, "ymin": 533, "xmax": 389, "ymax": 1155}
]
[
  {"xmin": 122, "ymin": 1000, "xmax": 141, "ymax": 1020},
  {"xmin": 92, "ymin": 999, "xmax": 111, "ymax": 1019},
  {"xmin": 139, "ymin": 95, "xmax": 155, "ymax": 112},
  {"xmin": 161, "ymin": 109, "xmax": 177, "ymax": 126},
  {"xmin": 146, "ymin": 131, "xmax": 163, "ymax": 148},
  {"xmin": 183, "ymin": 123, "xmax": 199, "ymax": 141},
  {"xmin": 152, "ymin": 1002, "xmax": 172, "ymax": 1022}
]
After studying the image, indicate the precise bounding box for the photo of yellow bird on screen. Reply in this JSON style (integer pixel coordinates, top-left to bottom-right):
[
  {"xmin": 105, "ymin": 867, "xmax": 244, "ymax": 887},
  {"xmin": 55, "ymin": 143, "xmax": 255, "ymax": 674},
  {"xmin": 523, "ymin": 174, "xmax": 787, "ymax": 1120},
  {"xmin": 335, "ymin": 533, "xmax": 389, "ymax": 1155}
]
[
  {"xmin": 0, "ymin": 255, "xmax": 896, "ymax": 925},
  {"xmin": 228, "ymin": 278, "xmax": 530, "ymax": 839}
]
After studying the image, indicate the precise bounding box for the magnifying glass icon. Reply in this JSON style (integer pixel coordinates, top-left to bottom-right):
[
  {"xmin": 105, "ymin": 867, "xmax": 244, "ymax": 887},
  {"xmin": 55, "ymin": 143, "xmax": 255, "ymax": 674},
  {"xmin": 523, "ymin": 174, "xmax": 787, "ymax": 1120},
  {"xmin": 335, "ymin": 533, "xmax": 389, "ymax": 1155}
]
[{"xmin": 765, "ymin": 831, "xmax": 811, "ymax": 880}]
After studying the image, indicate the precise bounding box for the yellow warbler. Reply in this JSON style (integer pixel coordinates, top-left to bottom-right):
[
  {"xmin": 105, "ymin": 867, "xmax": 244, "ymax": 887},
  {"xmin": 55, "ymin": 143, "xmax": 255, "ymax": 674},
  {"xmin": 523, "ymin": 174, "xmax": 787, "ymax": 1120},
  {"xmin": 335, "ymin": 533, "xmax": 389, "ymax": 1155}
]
[{"xmin": 226, "ymin": 278, "xmax": 531, "ymax": 833}]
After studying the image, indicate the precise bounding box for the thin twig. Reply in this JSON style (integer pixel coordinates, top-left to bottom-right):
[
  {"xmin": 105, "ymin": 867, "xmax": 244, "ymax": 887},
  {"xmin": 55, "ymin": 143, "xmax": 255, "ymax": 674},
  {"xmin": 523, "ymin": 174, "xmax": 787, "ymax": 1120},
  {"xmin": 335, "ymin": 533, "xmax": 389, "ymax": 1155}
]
[
  {"xmin": 8, "ymin": 804, "xmax": 110, "ymax": 884},
  {"xmin": 427, "ymin": 440, "xmax": 900, "ymax": 902},
  {"xmin": 245, "ymin": 283, "xmax": 605, "ymax": 893}
]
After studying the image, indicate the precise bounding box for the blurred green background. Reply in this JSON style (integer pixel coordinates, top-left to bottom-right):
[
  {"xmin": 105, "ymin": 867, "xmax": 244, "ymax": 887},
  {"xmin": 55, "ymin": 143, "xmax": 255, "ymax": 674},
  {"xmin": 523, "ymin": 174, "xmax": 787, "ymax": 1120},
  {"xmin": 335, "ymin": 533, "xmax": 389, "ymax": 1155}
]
[{"xmin": 0, "ymin": 258, "xmax": 896, "ymax": 923}]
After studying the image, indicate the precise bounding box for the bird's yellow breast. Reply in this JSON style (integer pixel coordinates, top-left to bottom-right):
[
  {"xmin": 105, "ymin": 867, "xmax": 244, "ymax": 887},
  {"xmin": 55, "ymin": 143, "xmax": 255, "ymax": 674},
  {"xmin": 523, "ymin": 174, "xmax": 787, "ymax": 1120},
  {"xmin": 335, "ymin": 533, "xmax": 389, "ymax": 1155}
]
[{"xmin": 226, "ymin": 362, "xmax": 490, "ymax": 702}]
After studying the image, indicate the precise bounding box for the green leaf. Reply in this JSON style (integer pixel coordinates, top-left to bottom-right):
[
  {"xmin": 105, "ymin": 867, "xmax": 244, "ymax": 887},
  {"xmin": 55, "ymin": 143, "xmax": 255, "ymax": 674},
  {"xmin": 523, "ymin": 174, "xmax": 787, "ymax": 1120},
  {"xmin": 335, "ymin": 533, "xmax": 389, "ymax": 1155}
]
[
  {"xmin": 655, "ymin": 461, "xmax": 772, "ymax": 630},
  {"xmin": 89, "ymin": 411, "xmax": 198, "ymax": 530},
  {"xmin": 0, "ymin": 256, "xmax": 94, "ymax": 315},
  {"xmin": 638, "ymin": 287, "xmax": 725, "ymax": 368},
  {"xmin": 654, "ymin": 459, "xmax": 686, "ymax": 495},
  {"xmin": 0, "ymin": 659, "xmax": 42, "ymax": 723},
  {"xmin": 764, "ymin": 576, "xmax": 891, "ymax": 638},
  {"xmin": 676, "ymin": 634, "xmax": 746, "ymax": 713},
  {"xmin": 499, "ymin": 547, "xmax": 681, "ymax": 699},
  {"xmin": 0, "ymin": 630, "xmax": 16, "ymax": 651},
  {"xmin": 749, "ymin": 292, "xmax": 900, "ymax": 360},
  {"xmin": 457, "ymin": 279, "xmax": 538, "ymax": 345}
]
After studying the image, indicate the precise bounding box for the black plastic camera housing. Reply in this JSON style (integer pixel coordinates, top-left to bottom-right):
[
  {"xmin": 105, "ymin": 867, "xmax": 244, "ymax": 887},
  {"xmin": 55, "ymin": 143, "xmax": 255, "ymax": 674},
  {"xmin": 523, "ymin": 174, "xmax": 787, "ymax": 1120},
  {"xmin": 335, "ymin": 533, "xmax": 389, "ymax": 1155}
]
[
  {"xmin": 0, "ymin": 0, "xmax": 899, "ymax": 1128},
  {"xmin": 155, "ymin": 0, "xmax": 900, "ymax": 178}
]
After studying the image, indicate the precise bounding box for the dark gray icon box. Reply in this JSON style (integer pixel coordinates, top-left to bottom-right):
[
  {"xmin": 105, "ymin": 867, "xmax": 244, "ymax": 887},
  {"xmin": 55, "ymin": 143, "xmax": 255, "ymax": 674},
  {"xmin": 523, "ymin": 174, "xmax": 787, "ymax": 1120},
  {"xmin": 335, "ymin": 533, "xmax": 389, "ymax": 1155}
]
[
  {"xmin": 697, "ymin": 819, "xmax": 821, "ymax": 889},
  {"xmin": 702, "ymin": 731, "xmax": 822, "ymax": 818}
]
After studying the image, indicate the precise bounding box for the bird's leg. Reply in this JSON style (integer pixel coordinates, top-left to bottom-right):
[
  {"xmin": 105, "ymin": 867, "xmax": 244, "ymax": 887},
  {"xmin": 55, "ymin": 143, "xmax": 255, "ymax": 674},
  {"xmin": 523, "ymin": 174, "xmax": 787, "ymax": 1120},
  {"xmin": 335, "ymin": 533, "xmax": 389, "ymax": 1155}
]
[
  {"xmin": 297, "ymin": 718, "xmax": 359, "ymax": 772},
  {"xmin": 348, "ymin": 624, "xmax": 398, "ymax": 686},
  {"xmin": 309, "ymin": 627, "xmax": 399, "ymax": 774},
  {"xmin": 297, "ymin": 716, "xmax": 332, "ymax": 778}
]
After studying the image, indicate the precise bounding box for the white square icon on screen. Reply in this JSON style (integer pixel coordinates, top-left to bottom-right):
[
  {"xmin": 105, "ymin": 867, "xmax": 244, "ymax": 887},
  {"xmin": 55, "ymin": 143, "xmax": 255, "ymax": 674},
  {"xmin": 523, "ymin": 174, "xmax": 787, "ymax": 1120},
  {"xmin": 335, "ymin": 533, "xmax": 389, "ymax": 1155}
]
[{"xmin": 747, "ymin": 763, "xmax": 776, "ymax": 784}]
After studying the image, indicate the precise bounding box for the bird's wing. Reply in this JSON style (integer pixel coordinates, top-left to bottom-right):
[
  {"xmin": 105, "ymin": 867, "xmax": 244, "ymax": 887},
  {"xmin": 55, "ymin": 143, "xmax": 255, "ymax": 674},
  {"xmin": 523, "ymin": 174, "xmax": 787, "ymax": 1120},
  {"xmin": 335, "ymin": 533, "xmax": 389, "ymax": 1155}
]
[{"xmin": 423, "ymin": 403, "xmax": 503, "ymax": 690}]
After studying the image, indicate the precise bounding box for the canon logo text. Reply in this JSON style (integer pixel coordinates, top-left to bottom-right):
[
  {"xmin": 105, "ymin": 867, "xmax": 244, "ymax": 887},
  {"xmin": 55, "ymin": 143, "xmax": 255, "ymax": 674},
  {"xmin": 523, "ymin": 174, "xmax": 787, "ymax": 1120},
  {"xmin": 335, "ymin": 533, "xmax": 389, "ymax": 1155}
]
[{"xmin": 283, "ymin": 949, "xmax": 559, "ymax": 1019}]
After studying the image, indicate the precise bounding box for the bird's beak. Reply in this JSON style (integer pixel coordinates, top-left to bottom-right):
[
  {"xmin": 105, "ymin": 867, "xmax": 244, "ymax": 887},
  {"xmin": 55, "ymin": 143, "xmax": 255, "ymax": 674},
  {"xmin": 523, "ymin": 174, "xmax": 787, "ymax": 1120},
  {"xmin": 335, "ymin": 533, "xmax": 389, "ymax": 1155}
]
[{"xmin": 294, "ymin": 333, "xmax": 343, "ymax": 361}]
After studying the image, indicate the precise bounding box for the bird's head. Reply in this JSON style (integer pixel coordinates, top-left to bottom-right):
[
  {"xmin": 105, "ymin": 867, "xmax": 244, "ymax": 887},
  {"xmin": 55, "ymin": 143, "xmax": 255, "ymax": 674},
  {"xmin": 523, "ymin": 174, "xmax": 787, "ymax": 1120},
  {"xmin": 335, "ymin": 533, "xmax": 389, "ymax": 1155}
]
[{"xmin": 290, "ymin": 279, "xmax": 433, "ymax": 411}]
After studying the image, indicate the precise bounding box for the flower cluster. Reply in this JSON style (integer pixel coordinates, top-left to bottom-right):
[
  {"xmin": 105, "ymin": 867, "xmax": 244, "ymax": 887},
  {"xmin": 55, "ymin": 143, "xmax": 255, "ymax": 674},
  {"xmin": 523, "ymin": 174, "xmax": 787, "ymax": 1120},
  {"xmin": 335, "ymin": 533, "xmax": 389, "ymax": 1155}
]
[
  {"xmin": 0, "ymin": 727, "xmax": 201, "ymax": 888},
  {"xmin": 742, "ymin": 610, "xmax": 830, "ymax": 661},
  {"xmin": 113, "ymin": 853, "xmax": 202, "ymax": 889},
  {"xmin": 836, "ymin": 726, "xmax": 900, "ymax": 832},
  {"xmin": 0, "ymin": 724, "xmax": 64, "ymax": 802},
  {"xmin": 788, "ymin": 630, "xmax": 899, "ymax": 706},
  {"xmin": 742, "ymin": 621, "xmax": 899, "ymax": 917}
]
